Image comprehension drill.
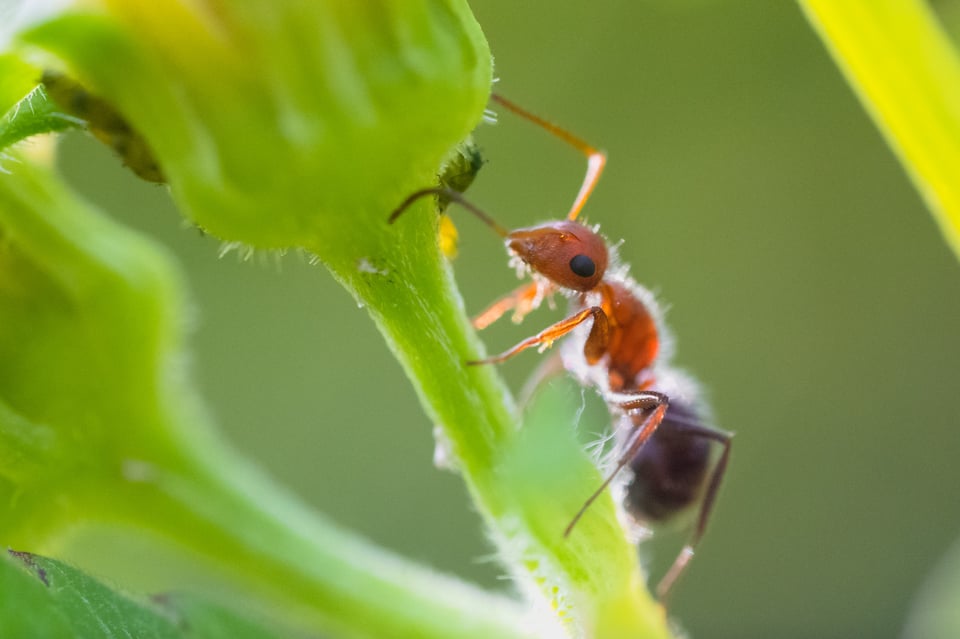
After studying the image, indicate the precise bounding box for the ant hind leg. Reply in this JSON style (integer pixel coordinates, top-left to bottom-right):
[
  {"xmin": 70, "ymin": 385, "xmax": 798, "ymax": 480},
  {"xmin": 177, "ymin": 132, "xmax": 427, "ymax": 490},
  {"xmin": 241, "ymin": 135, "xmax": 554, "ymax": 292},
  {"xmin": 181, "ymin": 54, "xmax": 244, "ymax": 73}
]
[
  {"xmin": 655, "ymin": 424, "xmax": 732, "ymax": 601},
  {"xmin": 563, "ymin": 391, "xmax": 669, "ymax": 537}
]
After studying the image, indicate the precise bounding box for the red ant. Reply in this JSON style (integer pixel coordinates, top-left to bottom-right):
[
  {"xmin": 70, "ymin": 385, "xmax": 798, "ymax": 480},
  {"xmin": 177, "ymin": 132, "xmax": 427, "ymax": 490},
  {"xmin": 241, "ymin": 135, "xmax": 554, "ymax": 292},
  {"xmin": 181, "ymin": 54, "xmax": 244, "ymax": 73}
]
[{"xmin": 390, "ymin": 94, "xmax": 732, "ymax": 599}]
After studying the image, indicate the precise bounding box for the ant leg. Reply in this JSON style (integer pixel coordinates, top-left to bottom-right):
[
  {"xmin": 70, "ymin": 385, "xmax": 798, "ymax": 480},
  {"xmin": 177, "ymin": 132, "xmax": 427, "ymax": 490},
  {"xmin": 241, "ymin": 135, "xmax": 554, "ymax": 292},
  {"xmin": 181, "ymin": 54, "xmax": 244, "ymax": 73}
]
[
  {"xmin": 566, "ymin": 151, "xmax": 607, "ymax": 222},
  {"xmin": 564, "ymin": 391, "xmax": 669, "ymax": 537},
  {"xmin": 655, "ymin": 425, "xmax": 732, "ymax": 601},
  {"xmin": 468, "ymin": 306, "xmax": 608, "ymax": 366},
  {"xmin": 472, "ymin": 282, "xmax": 545, "ymax": 330},
  {"xmin": 490, "ymin": 94, "xmax": 607, "ymax": 221}
]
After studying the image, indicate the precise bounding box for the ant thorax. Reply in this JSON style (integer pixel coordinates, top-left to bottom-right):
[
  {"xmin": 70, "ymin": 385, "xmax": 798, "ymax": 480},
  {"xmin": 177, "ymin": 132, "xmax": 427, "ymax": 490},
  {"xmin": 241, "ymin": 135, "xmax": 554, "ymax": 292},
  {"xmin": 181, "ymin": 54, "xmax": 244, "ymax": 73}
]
[{"xmin": 561, "ymin": 246, "xmax": 673, "ymax": 382}]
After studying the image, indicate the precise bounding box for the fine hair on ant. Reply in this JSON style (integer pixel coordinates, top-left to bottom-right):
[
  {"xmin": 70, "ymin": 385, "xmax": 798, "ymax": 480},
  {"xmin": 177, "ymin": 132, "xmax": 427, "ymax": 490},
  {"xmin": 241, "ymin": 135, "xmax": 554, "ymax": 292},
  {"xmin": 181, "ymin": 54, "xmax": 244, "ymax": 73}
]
[{"xmin": 390, "ymin": 93, "xmax": 732, "ymax": 600}]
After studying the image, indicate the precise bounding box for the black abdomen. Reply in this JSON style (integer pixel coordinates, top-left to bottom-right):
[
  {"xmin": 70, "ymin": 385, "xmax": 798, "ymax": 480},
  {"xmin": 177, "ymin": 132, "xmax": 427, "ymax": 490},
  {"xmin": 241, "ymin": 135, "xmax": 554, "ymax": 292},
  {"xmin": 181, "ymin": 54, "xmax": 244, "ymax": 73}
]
[{"xmin": 624, "ymin": 401, "xmax": 712, "ymax": 523}]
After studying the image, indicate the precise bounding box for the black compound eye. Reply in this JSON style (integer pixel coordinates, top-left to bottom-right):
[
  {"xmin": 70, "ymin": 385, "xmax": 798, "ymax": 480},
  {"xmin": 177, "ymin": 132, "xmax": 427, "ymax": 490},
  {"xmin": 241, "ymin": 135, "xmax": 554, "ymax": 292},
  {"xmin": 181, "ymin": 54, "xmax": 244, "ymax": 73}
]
[{"xmin": 569, "ymin": 254, "xmax": 596, "ymax": 278}]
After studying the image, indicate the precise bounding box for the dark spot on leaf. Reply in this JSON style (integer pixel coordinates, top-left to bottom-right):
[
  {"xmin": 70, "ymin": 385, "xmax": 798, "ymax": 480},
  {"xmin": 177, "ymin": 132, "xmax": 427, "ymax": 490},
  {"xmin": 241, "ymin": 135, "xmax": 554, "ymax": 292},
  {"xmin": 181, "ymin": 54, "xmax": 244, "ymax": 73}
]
[
  {"xmin": 150, "ymin": 592, "xmax": 171, "ymax": 605},
  {"xmin": 8, "ymin": 549, "xmax": 49, "ymax": 586},
  {"xmin": 150, "ymin": 592, "xmax": 187, "ymax": 628}
]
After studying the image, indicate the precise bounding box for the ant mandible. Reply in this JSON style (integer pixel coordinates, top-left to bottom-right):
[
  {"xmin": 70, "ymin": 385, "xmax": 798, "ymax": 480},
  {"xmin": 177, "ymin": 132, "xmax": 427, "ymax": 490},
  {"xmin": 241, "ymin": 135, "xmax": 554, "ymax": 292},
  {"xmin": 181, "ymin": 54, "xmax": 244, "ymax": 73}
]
[{"xmin": 390, "ymin": 94, "xmax": 732, "ymax": 600}]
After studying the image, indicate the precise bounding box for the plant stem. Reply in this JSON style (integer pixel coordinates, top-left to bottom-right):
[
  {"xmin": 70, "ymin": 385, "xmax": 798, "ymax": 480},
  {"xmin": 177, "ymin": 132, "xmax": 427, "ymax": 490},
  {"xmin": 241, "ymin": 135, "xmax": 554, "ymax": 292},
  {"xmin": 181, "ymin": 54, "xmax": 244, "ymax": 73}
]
[
  {"xmin": 143, "ymin": 442, "xmax": 541, "ymax": 639},
  {"xmin": 0, "ymin": 154, "xmax": 536, "ymax": 639}
]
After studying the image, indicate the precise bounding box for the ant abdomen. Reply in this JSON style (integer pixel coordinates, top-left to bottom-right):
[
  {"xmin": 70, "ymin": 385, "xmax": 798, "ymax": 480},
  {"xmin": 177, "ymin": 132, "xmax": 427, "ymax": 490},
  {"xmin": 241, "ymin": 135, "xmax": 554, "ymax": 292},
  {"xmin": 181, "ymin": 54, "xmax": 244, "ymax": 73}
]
[{"xmin": 624, "ymin": 401, "xmax": 712, "ymax": 523}]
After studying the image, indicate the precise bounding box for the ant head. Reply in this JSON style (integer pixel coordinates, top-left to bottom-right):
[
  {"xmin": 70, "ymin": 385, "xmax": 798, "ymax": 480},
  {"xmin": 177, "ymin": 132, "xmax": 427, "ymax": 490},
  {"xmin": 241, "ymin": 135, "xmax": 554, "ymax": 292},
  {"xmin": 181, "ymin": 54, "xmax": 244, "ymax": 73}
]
[{"xmin": 507, "ymin": 220, "xmax": 608, "ymax": 292}]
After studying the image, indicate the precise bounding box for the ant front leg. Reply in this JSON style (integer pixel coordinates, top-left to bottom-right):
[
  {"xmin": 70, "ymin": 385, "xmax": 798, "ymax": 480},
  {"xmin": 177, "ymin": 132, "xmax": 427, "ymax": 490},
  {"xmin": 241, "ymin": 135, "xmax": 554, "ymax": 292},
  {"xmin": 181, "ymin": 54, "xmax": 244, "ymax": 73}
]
[
  {"xmin": 472, "ymin": 281, "xmax": 549, "ymax": 330},
  {"xmin": 468, "ymin": 306, "xmax": 609, "ymax": 366},
  {"xmin": 655, "ymin": 424, "xmax": 732, "ymax": 601},
  {"xmin": 564, "ymin": 391, "xmax": 669, "ymax": 537}
]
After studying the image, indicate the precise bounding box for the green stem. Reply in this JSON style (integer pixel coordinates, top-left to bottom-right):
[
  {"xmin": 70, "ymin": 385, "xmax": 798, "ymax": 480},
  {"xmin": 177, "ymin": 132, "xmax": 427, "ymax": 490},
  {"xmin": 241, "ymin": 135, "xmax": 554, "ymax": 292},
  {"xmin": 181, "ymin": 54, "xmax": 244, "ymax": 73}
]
[
  {"xmin": 799, "ymin": 0, "xmax": 960, "ymax": 260},
  {"xmin": 139, "ymin": 447, "xmax": 540, "ymax": 639},
  {"xmin": 313, "ymin": 197, "xmax": 670, "ymax": 638},
  {"xmin": 0, "ymin": 155, "xmax": 535, "ymax": 639}
]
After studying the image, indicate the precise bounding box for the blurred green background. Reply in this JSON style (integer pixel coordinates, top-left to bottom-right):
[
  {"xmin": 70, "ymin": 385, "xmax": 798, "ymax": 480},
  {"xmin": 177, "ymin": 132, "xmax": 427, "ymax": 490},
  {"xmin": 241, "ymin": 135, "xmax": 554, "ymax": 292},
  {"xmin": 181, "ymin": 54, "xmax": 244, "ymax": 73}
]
[{"xmin": 54, "ymin": 1, "xmax": 960, "ymax": 638}]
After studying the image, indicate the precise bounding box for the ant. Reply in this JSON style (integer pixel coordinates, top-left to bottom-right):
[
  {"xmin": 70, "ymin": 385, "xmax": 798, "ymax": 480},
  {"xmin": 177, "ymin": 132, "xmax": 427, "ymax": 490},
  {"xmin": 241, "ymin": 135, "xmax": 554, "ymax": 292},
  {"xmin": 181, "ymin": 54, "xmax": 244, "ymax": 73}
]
[{"xmin": 390, "ymin": 94, "xmax": 732, "ymax": 599}]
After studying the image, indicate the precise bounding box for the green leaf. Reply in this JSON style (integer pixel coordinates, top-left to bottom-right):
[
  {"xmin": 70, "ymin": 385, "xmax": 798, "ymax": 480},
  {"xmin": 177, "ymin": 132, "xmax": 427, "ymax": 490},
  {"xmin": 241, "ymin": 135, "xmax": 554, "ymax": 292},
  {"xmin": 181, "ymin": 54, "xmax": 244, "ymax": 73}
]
[
  {"xmin": 0, "ymin": 552, "xmax": 72, "ymax": 637},
  {"xmin": 0, "ymin": 83, "xmax": 84, "ymax": 153},
  {"xmin": 0, "ymin": 550, "xmax": 290, "ymax": 639},
  {"xmin": 163, "ymin": 594, "xmax": 300, "ymax": 639},
  {"xmin": 2, "ymin": 550, "xmax": 181, "ymax": 638},
  {"xmin": 799, "ymin": 0, "xmax": 960, "ymax": 260},
  {"xmin": 0, "ymin": 55, "xmax": 90, "ymax": 153}
]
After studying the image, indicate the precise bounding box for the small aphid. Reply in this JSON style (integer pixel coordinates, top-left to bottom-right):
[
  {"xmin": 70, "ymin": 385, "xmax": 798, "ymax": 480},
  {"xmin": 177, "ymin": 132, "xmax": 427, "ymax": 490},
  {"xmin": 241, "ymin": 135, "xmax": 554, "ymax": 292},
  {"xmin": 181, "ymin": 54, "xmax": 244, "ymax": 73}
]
[
  {"xmin": 390, "ymin": 94, "xmax": 732, "ymax": 599},
  {"xmin": 436, "ymin": 137, "xmax": 485, "ymax": 259},
  {"xmin": 437, "ymin": 136, "xmax": 485, "ymax": 211}
]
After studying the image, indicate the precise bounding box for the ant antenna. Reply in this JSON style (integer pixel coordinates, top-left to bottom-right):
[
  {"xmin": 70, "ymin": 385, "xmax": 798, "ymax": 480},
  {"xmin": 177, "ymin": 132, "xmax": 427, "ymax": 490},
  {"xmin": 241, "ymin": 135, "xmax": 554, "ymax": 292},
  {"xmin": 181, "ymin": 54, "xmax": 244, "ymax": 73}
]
[
  {"xmin": 490, "ymin": 94, "xmax": 606, "ymax": 221},
  {"xmin": 388, "ymin": 187, "xmax": 509, "ymax": 238}
]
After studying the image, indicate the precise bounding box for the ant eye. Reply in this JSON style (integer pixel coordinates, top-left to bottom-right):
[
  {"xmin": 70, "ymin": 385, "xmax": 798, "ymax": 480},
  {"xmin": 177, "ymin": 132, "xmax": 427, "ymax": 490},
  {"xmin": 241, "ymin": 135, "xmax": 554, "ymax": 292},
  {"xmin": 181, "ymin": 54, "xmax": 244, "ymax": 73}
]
[{"xmin": 569, "ymin": 254, "xmax": 596, "ymax": 278}]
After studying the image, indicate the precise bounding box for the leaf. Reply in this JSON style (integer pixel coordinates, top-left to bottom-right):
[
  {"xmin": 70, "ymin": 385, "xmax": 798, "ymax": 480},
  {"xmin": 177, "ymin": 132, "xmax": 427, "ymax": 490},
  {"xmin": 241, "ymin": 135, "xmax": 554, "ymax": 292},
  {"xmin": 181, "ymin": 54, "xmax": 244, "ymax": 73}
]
[
  {"xmin": 800, "ymin": 0, "xmax": 960, "ymax": 261},
  {"xmin": 162, "ymin": 594, "xmax": 305, "ymax": 639},
  {"xmin": 2, "ymin": 550, "xmax": 181, "ymax": 638},
  {"xmin": 0, "ymin": 551, "xmax": 73, "ymax": 637},
  {"xmin": 0, "ymin": 80, "xmax": 85, "ymax": 153},
  {"xmin": 1, "ymin": 550, "xmax": 291, "ymax": 639}
]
